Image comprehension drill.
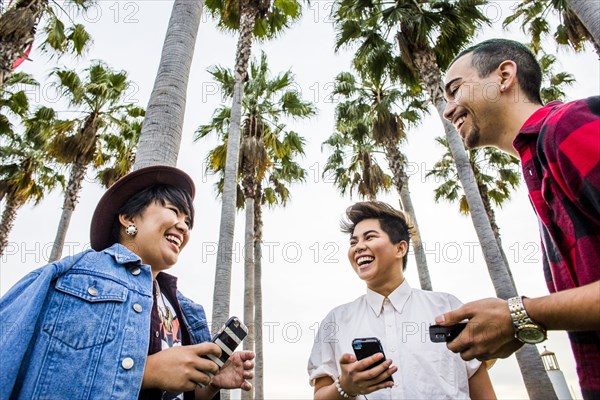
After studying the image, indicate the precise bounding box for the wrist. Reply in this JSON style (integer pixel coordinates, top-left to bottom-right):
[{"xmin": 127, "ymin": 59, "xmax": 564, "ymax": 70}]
[
  {"xmin": 508, "ymin": 295, "xmax": 547, "ymax": 344},
  {"xmin": 207, "ymin": 381, "xmax": 220, "ymax": 393},
  {"xmin": 335, "ymin": 376, "xmax": 357, "ymax": 399}
]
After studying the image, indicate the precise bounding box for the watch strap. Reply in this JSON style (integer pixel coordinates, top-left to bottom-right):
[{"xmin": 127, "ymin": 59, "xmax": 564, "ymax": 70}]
[{"xmin": 508, "ymin": 296, "xmax": 533, "ymax": 327}]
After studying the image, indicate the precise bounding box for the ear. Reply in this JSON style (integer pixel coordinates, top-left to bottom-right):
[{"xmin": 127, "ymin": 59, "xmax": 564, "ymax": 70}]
[
  {"xmin": 497, "ymin": 60, "xmax": 518, "ymax": 91},
  {"xmin": 395, "ymin": 241, "xmax": 408, "ymax": 259},
  {"xmin": 118, "ymin": 214, "xmax": 135, "ymax": 229}
]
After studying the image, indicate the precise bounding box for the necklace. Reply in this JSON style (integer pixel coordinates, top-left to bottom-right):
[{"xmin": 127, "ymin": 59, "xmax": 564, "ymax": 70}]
[{"xmin": 154, "ymin": 279, "xmax": 174, "ymax": 332}]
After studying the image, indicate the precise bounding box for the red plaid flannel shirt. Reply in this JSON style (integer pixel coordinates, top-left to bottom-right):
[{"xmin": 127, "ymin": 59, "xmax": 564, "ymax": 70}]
[{"xmin": 514, "ymin": 96, "xmax": 600, "ymax": 398}]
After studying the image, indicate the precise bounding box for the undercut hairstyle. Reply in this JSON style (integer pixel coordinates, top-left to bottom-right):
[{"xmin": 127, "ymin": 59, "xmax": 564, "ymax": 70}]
[
  {"xmin": 341, "ymin": 201, "xmax": 412, "ymax": 271},
  {"xmin": 454, "ymin": 38, "xmax": 543, "ymax": 105},
  {"xmin": 111, "ymin": 184, "xmax": 195, "ymax": 243}
]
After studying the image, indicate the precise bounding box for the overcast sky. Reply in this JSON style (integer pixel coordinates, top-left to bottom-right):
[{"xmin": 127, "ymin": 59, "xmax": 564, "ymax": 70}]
[{"xmin": 1, "ymin": 1, "xmax": 598, "ymax": 398}]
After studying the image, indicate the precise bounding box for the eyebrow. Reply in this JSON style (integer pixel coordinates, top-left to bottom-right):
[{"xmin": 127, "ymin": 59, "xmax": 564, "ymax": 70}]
[
  {"xmin": 444, "ymin": 77, "xmax": 461, "ymax": 96},
  {"xmin": 350, "ymin": 229, "xmax": 379, "ymax": 240}
]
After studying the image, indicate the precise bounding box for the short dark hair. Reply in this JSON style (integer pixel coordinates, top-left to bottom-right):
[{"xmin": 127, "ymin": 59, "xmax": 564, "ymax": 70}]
[
  {"xmin": 341, "ymin": 201, "xmax": 411, "ymax": 271},
  {"xmin": 454, "ymin": 39, "xmax": 543, "ymax": 105},
  {"xmin": 111, "ymin": 184, "xmax": 195, "ymax": 243}
]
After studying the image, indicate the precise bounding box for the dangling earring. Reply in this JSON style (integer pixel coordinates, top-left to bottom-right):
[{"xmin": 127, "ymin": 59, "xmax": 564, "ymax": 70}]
[{"xmin": 126, "ymin": 224, "xmax": 138, "ymax": 236}]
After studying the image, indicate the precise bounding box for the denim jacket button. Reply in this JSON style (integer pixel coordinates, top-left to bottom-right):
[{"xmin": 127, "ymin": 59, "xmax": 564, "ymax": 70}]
[
  {"xmin": 121, "ymin": 357, "xmax": 134, "ymax": 370},
  {"xmin": 133, "ymin": 304, "xmax": 143, "ymax": 313},
  {"xmin": 131, "ymin": 267, "xmax": 141, "ymax": 276},
  {"xmin": 87, "ymin": 287, "xmax": 99, "ymax": 297}
]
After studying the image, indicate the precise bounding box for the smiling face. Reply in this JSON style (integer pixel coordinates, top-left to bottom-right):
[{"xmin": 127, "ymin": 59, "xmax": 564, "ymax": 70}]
[
  {"xmin": 119, "ymin": 200, "xmax": 191, "ymax": 275},
  {"xmin": 348, "ymin": 218, "xmax": 407, "ymax": 295},
  {"xmin": 443, "ymin": 53, "xmax": 504, "ymax": 149}
]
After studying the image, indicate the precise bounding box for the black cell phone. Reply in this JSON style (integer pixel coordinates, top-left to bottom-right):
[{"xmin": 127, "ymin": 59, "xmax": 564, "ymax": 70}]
[
  {"xmin": 429, "ymin": 323, "xmax": 467, "ymax": 343},
  {"xmin": 352, "ymin": 337, "xmax": 394, "ymax": 383},
  {"xmin": 200, "ymin": 316, "xmax": 248, "ymax": 386}
]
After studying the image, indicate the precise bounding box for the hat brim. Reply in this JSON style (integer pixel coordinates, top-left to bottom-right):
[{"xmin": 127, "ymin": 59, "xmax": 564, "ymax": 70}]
[{"xmin": 90, "ymin": 165, "xmax": 195, "ymax": 251}]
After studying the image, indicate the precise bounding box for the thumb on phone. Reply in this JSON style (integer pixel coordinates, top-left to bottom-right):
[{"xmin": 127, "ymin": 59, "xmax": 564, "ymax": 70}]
[
  {"xmin": 435, "ymin": 305, "xmax": 470, "ymax": 326},
  {"xmin": 339, "ymin": 353, "xmax": 357, "ymax": 366}
]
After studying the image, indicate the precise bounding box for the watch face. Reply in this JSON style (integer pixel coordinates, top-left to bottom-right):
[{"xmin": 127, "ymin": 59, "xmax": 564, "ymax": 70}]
[{"xmin": 517, "ymin": 326, "xmax": 547, "ymax": 344}]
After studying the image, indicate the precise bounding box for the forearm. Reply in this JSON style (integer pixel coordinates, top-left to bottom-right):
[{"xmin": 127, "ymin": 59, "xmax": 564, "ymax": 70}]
[
  {"xmin": 194, "ymin": 382, "xmax": 219, "ymax": 400},
  {"xmin": 314, "ymin": 377, "xmax": 355, "ymax": 400},
  {"xmin": 315, "ymin": 384, "xmax": 354, "ymax": 400},
  {"xmin": 524, "ymin": 281, "xmax": 600, "ymax": 331},
  {"xmin": 468, "ymin": 365, "xmax": 496, "ymax": 400},
  {"xmin": 141, "ymin": 354, "xmax": 158, "ymax": 389}
]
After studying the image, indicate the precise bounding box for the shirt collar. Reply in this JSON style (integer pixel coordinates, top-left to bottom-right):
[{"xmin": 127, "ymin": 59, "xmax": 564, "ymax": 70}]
[
  {"xmin": 103, "ymin": 243, "xmax": 142, "ymax": 265},
  {"xmin": 513, "ymin": 101, "xmax": 562, "ymax": 153},
  {"xmin": 366, "ymin": 280, "xmax": 412, "ymax": 317}
]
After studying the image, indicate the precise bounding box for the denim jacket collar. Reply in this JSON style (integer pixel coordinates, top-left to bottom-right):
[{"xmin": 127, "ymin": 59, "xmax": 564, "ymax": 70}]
[{"xmin": 102, "ymin": 243, "xmax": 142, "ymax": 265}]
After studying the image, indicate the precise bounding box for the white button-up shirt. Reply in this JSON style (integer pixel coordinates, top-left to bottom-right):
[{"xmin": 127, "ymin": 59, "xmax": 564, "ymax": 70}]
[{"xmin": 308, "ymin": 280, "xmax": 480, "ymax": 399}]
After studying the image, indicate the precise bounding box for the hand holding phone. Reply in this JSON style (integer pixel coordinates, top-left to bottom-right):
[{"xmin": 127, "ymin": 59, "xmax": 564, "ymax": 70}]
[
  {"xmin": 429, "ymin": 322, "xmax": 467, "ymax": 343},
  {"xmin": 351, "ymin": 337, "xmax": 394, "ymax": 383},
  {"xmin": 199, "ymin": 316, "xmax": 248, "ymax": 386}
]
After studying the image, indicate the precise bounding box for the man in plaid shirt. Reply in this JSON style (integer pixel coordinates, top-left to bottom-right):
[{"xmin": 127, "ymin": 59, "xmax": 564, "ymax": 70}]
[{"xmin": 437, "ymin": 38, "xmax": 599, "ymax": 399}]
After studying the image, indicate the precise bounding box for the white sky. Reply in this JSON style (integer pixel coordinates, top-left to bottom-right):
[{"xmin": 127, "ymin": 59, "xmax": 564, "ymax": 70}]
[{"xmin": 1, "ymin": 1, "xmax": 598, "ymax": 399}]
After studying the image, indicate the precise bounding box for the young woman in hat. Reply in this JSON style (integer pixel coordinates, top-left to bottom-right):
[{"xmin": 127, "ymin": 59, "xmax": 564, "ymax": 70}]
[{"xmin": 0, "ymin": 166, "xmax": 254, "ymax": 399}]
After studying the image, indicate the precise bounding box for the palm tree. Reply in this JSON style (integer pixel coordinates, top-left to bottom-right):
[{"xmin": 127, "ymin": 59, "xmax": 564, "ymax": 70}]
[
  {"xmin": 0, "ymin": 0, "xmax": 92, "ymax": 85},
  {"xmin": 195, "ymin": 52, "xmax": 315, "ymax": 399},
  {"xmin": 503, "ymin": 0, "xmax": 600, "ymax": 55},
  {"xmin": 203, "ymin": 0, "xmax": 303, "ymax": 336},
  {"xmin": 322, "ymin": 131, "xmax": 392, "ymax": 201},
  {"xmin": 97, "ymin": 113, "xmax": 144, "ymax": 187},
  {"xmin": 567, "ymin": 0, "xmax": 600, "ymax": 49},
  {"xmin": 538, "ymin": 52, "xmax": 576, "ymax": 104},
  {"xmin": 0, "ymin": 134, "xmax": 65, "ymax": 256},
  {"xmin": 334, "ymin": 1, "xmax": 557, "ymax": 397},
  {"xmin": 45, "ymin": 62, "xmax": 143, "ymax": 261},
  {"xmin": 133, "ymin": 0, "xmax": 203, "ymax": 169},
  {"xmin": 427, "ymin": 138, "xmax": 520, "ymax": 285},
  {"xmin": 0, "ymin": 72, "xmax": 64, "ymax": 255},
  {"xmin": 331, "ymin": 69, "xmax": 433, "ymax": 290}
]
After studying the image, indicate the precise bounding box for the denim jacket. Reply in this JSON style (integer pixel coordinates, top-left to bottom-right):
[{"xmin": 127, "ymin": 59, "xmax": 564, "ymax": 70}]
[{"xmin": 0, "ymin": 244, "xmax": 211, "ymax": 400}]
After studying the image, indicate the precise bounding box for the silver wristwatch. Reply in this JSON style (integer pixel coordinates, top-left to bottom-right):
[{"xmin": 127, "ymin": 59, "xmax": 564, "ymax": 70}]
[{"xmin": 508, "ymin": 296, "xmax": 547, "ymax": 344}]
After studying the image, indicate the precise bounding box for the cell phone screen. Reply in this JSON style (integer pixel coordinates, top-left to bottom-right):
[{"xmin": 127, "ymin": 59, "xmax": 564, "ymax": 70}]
[{"xmin": 352, "ymin": 337, "xmax": 394, "ymax": 383}]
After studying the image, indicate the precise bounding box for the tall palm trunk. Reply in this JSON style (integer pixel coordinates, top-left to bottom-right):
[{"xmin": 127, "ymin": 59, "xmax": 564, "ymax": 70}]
[
  {"xmin": 399, "ymin": 185, "xmax": 431, "ymax": 290},
  {"xmin": 0, "ymin": 193, "xmax": 22, "ymax": 256},
  {"xmin": 0, "ymin": 0, "xmax": 46, "ymax": 86},
  {"xmin": 410, "ymin": 45, "xmax": 557, "ymax": 399},
  {"xmin": 212, "ymin": 4, "xmax": 259, "ymax": 333},
  {"xmin": 134, "ymin": 0, "xmax": 203, "ymax": 169},
  {"xmin": 253, "ymin": 186, "xmax": 264, "ymax": 400},
  {"xmin": 472, "ymin": 163, "xmax": 516, "ymax": 289},
  {"xmin": 567, "ymin": 0, "xmax": 600, "ymax": 52},
  {"xmin": 242, "ymin": 196, "xmax": 255, "ymax": 400},
  {"xmin": 241, "ymin": 155, "xmax": 257, "ymax": 400},
  {"xmin": 49, "ymin": 161, "xmax": 87, "ymax": 262},
  {"xmin": 382, "ymin": 140, "xmax": 432, "ymax": 290}
]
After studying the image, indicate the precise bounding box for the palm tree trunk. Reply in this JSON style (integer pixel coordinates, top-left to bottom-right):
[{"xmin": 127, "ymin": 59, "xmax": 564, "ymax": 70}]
[
  {"xmin": 399, "ymin": 185, "xmax": 431, "ymax": 290},
  {"xmin": 49, "ymin": 161, "xmax": 87, "ymax": 262},
  {"xmin": 474, "ymin": 176, "xmax": 517, "ymax": 289},
  {"xmin": 382, "ymin": 140, "xmax": 432, "ymax": 290},
  {"xmin": 253, "ymin": 188, "xmax": 264, "ymax": 400},
  {"xmin": 242, "ymin": 196, "xmax": 255, "ymax": 400},
  {"xmin": 0, "ymin": 193, "xmax": 22, "ymax": 257},
  {"xmin": 211, "ymin": 4, "xmax": 258, "ymax": 334},
  {"xmin": 410, "ymin": 46, "xmax": 557, "ymax": 400},
  {"xmin": 567, "ymin": 0, "xmax": 600, "ymax": 53},
  {"xmin": 133, "ymin": 0, "xmax": 203, "ymax": 169},
  {"xmin": 0, "ymin": 0, "xmax": 46, "ymax": 86}
]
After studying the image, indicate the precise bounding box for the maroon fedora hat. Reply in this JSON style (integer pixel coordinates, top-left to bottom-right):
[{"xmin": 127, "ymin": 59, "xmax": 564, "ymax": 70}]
[{"xmin": 90, "ymin": 165, "xmax": 195, "ymax": 251}]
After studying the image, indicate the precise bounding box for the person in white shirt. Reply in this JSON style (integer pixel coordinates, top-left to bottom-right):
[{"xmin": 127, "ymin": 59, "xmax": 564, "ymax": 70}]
[{"xmin": 307, "ymin": 201, "xmax": 496, "ymax": 399}]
